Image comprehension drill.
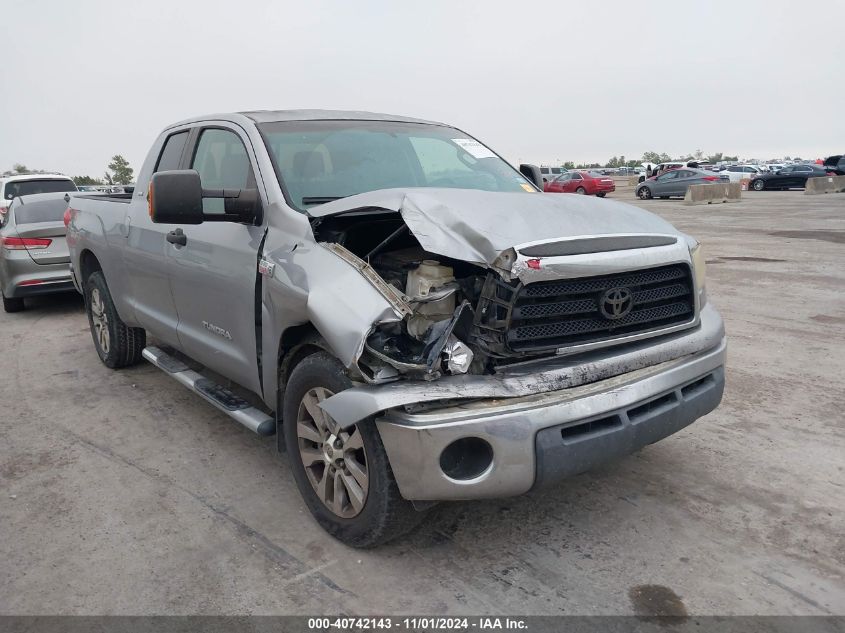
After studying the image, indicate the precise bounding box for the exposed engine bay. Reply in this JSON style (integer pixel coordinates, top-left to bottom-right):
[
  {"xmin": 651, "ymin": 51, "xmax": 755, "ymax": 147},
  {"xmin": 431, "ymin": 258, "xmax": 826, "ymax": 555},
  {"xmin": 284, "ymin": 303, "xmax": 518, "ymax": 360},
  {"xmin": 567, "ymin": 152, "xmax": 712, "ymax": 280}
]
[{"xmin": 312, "ymin": 210, "xmax": 513, "ymax": 382}]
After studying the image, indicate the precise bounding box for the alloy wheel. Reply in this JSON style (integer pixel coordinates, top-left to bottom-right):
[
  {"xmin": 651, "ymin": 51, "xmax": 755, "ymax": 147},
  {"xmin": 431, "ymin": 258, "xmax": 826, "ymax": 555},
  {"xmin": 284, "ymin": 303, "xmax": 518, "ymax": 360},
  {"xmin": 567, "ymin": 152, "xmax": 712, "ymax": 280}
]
[
  {"xmin": 296, "ymin": 387, "xmax": 369, "ymax": 518},
  {"xmin": 90, "ymin": 288, "xmax": 110, "ymax": 354}
]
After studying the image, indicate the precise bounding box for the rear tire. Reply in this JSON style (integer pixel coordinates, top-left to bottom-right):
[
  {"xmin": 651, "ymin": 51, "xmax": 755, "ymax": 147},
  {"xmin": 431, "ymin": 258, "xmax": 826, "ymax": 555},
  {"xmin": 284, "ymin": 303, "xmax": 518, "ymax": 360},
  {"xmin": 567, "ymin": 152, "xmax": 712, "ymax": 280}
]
[
  {"xmin": 283, "ymin": 351, "xmax": 423, "ymax": 547},
  {"xmin": 85, "ymin": 271, "xmax": 146, "ymax": 369},
  {"xmin": 575, "ymin": 187, "xmax": 586, "ymax": 194},
  {"xmin": 2, "ymin": 293, "xmax": 24, "ymax": 313},
  {"xmin": 752, "ymin": 179, "xmax": 765, "ymax": 191}
]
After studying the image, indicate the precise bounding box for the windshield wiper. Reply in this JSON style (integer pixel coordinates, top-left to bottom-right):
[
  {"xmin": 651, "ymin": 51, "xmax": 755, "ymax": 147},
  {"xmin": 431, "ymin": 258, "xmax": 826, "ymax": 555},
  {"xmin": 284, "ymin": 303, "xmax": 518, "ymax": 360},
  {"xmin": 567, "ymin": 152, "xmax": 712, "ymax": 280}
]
[{"xmin": 302, "ymin": 196, "xmax": 347, "ymax": 205}]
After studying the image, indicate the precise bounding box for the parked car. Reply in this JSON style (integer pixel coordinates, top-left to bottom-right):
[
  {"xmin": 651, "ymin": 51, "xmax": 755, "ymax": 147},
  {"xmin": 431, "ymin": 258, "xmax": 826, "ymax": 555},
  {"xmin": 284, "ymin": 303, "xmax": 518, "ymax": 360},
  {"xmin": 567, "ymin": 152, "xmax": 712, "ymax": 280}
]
[
  {"xmin": 544, "ymin": 171, "xmax": 615, "ymax": 197},
  {"xmin": 718, "ymin": 164, "xmax": 766, "ymax": 182},
  {"xmin": 749, "ymin": 164, "xmax": 832, "ymax": 191},
  {"xmin": 823, "ymin": 154, "xmax": 844, "ymax": 176},
  {"xmin": 0, "ymin": 193, "xmax": 75, "ymax": 312},
  {"xmin": 637, "ymin": 161, "xmax": 710, "ymax": 183},
  {"xmin": 67, "ymin": 110, "xmax": 725, "ymax": 547},
  {"xmin": 0, "ymin": 174, "xmax": 77, "ymax": 225},
  {"xmin": 539, "ymin": 166, "xmax": 567, "ymax": 183},
  {"xmin": 636, "ymin": 168, "xmax": 729, "ymax": 199}
]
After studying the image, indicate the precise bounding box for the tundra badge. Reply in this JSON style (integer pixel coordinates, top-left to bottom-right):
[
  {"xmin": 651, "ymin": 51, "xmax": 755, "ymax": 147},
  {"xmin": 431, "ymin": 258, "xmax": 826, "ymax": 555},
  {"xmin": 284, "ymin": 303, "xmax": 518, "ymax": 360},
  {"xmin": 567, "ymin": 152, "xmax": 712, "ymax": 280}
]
[{"xmin": 202, "ymin": 321, "xmax": 232, "ymax": 340}]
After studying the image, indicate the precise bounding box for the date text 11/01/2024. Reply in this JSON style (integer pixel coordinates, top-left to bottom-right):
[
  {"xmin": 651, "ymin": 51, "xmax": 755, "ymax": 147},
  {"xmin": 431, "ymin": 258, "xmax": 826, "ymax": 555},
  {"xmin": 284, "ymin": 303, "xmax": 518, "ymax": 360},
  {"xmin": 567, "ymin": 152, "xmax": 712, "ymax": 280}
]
[{"xmin": 308, "ymin": 617, "xmax": 528, "ymax": 630}]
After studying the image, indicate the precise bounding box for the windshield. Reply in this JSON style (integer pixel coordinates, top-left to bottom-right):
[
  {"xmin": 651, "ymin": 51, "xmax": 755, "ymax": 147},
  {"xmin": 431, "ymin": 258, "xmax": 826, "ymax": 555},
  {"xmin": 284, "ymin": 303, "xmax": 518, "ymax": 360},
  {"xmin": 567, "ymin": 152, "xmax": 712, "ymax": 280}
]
[
  {"xmin": 3, "ymin": 178, "xmax": 77, "ymax": 200},
  {"xmin": 258, "ymin": 120, "xmax": 534, "ymax": 211}
]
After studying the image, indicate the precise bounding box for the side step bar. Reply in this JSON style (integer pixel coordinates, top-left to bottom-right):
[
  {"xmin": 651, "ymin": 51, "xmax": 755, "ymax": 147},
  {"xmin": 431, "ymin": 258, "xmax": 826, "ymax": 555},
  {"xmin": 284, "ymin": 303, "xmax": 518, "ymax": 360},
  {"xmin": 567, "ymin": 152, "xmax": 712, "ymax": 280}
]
[{"xmin": 142, "ymin": 346, "xmax": 276, "ymax": 436}]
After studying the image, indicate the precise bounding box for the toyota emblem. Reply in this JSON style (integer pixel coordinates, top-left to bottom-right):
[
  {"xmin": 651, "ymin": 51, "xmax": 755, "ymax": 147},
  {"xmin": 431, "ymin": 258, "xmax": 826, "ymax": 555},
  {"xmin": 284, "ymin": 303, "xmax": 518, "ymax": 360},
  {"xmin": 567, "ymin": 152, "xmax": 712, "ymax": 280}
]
[{"xmin": 599, "ymin": 287, "xmax": 634, "ymax": 320}]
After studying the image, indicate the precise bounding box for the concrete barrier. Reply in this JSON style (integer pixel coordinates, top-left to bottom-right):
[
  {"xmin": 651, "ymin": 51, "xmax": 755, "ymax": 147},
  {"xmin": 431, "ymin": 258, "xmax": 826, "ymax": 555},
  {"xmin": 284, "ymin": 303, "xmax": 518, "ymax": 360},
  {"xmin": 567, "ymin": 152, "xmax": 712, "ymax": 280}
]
[
  {"xmin": 684, "ymin": 182, "xmax": 742, "ymax": 205},
  {"xmin": 805, "ymin": 175, "xmax": 845, "ymax": 195}
]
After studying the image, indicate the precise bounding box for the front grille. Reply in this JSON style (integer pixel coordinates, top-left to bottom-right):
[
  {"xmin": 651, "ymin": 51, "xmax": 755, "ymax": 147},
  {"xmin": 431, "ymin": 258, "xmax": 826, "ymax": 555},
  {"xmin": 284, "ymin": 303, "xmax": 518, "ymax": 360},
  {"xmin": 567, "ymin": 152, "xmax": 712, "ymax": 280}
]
[{"xmin": 506, "ymin": 264, "xmax": 695, "ymax": 352}]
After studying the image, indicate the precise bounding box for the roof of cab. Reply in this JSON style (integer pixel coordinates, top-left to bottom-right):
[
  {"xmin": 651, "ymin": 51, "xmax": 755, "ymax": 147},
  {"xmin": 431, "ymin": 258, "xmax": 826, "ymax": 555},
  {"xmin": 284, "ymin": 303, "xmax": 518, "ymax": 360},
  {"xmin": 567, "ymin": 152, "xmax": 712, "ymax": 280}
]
[{"xmin": 165, "ymin": 109, "xmax": 444, "ymax": 130}]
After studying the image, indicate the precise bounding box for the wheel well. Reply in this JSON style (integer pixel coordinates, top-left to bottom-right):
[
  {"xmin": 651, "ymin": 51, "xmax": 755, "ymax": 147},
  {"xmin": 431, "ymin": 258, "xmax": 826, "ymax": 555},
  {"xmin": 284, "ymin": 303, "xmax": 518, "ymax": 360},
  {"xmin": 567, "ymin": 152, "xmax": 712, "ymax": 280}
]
[
  {"xmin": 275, "ymin": 323, "xmax": 327, "ymax": 452},
  {"xmin": 79, "ymin": 250, "xmax": 103, "ymax": 288}
]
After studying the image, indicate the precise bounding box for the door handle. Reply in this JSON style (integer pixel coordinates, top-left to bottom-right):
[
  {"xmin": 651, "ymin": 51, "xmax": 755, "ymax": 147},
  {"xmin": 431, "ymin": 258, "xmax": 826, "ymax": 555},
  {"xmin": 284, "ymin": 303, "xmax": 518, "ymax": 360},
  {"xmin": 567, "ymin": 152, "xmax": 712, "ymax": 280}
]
[{"xmin": 166, "ymin": 228, "xmax": 187, "ymax": 246}]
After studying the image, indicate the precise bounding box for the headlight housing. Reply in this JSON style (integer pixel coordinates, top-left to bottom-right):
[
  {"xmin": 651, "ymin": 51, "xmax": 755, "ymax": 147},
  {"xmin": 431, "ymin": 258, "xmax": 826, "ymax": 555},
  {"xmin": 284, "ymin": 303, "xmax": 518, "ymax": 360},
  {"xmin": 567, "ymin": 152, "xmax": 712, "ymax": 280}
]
[{"xmin": 689, "ymin": 241, "xmax": 707, "ymax": 303}]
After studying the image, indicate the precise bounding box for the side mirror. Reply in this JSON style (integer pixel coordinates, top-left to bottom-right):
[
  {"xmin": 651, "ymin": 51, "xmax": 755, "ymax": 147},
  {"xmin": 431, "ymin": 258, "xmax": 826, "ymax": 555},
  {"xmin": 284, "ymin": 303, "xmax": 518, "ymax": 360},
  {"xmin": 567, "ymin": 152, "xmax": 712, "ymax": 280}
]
[
  {"xmin": 519, "ymin": 164, "xmax": 544, "ymax": 190},
  {"xmin": 149, "ymin": 170, "xmax": 261, "ymax": 225},
  {"xmin": 149, "ymin": 170, "xmax": 204, "ymax": 224}
]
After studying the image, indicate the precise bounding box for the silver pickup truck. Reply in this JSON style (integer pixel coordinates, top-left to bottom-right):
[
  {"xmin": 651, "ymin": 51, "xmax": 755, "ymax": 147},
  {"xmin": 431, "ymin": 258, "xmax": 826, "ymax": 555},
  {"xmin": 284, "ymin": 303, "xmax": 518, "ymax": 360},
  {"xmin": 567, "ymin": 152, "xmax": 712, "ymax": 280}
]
[{"xmin": 67, "ymin": 110, "xmax": 726, "ymax": 547}]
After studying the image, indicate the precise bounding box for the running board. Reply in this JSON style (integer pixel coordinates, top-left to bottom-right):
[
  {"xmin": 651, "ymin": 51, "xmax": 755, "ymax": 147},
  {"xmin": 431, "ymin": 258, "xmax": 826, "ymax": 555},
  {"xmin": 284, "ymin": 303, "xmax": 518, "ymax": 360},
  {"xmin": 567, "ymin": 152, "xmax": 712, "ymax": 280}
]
[{"xmin": 142, "ymin": 346, "xmax": 276, "ymax": 436}]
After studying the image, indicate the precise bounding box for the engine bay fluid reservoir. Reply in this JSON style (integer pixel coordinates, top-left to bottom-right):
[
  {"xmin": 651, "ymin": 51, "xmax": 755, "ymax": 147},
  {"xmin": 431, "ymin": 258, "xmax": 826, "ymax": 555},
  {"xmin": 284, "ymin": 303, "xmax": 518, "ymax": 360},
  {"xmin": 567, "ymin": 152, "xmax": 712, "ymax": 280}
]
[
  {"xmin": 405, "ymin": 260, "xmax": 457, "ymax": 339},
  {"xmin": 406, "ymin": 260, "xmax": 455, "ymax": 299}
]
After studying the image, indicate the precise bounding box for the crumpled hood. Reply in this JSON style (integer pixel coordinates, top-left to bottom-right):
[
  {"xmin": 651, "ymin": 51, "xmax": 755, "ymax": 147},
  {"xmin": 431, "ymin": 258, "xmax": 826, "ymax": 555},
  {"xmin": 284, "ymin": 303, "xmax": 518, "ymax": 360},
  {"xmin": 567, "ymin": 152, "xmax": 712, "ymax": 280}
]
[{"xmin": 309, "ymin": 188, "xmax": 682, "ymax": 266}]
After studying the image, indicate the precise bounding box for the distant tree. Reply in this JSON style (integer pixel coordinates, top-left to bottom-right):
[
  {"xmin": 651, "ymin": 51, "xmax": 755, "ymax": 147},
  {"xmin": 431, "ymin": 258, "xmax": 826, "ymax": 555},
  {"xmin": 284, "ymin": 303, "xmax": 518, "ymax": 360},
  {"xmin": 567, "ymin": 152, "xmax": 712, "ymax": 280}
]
[
  {"xmin": 106, "ymin": 155, "xmax": 134, "ymax": 185},
  {"xmin": 723, "ymin": 155, "xmax": 739, "ymax": 162},
  {"xmin": 73, "ymin": 175, "xmax": 104, "ymax": 186},
  {"xmin": 641, "ymin": 151, "xmax": 672, "ymax": 164},
  {"xmin": 562, "ymin": 161, "xmax": 575, "ymax": 169},
  {"xmin": 103, "ymin": 172, "xmax": 114, "ymax": 185},
  {"xmin": 13, "ymin": 163, "xmax": 28, "ymax": 174},
  {"xmin": 693, "ymin": 149, "xmax": 704, "ymax": 160}
]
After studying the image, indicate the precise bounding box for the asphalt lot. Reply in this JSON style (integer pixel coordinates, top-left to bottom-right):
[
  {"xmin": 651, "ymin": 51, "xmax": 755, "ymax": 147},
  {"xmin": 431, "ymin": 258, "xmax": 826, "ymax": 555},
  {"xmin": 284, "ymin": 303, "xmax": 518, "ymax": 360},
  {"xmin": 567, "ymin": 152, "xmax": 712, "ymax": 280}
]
[{"xmin": 1, "ymin": 189, "xmax": 843, "ymax": 616}]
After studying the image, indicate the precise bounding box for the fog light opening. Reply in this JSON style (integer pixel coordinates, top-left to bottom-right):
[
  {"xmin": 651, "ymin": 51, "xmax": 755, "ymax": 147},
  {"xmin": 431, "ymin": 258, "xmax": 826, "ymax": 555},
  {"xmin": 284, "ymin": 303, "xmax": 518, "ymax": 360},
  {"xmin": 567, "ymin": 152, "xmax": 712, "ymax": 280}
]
[{"xmin": 439, "ymin": 437, "xmax": 493, "ymax": 481}]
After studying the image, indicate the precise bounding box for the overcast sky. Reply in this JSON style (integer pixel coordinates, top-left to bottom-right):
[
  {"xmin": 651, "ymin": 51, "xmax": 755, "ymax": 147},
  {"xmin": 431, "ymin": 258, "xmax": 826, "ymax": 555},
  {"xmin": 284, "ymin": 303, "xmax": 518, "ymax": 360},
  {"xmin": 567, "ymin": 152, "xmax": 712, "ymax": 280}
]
[{"xmin": 1, "ymin": 0, "xmax": 843, "ymax": 177}]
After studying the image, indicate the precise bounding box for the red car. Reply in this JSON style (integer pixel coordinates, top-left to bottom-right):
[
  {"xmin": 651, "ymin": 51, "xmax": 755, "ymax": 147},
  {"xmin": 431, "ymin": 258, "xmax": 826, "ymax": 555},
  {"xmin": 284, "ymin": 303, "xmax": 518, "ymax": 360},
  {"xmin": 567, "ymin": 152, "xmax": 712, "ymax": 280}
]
[{"xmin": 544, "ymin": 171, "xmax": 616, "ymax": 197}]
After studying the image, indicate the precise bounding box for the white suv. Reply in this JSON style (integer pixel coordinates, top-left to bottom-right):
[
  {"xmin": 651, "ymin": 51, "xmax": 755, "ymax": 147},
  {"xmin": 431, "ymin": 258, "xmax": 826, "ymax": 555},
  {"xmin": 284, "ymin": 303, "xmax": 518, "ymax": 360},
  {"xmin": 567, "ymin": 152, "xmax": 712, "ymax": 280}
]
[
  {"xmin": 0, "ymin": 174, "xmax": 77, "ymax": 223},
  {"xmin": 718, "ymin": 165, "xmax": 765, "ymax": 182}
]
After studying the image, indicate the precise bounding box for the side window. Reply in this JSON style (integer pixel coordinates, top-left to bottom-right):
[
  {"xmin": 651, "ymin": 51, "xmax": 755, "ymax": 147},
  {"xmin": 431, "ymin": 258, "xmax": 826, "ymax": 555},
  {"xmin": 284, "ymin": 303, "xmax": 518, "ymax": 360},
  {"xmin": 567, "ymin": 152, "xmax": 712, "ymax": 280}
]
[
  {"xmin": 659, "ymin": 171, "xmax": 678, "ymax": 181},
  {"xmin": 571, "ymin": 173, "xmax": 583, "ymax": 181},
  {"xmin": 191, "ymin": 128, "xmax": 254, "ymax": 214},
  {"xmin": 155, "ymin": 131, "xmax": 189, "ymax": 173}
]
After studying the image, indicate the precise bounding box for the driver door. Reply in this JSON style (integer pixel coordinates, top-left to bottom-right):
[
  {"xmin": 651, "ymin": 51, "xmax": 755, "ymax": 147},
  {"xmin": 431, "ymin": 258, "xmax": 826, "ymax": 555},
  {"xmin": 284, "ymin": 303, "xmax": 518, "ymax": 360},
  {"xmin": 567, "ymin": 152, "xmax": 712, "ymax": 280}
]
[{"xmin": 167, "ymin": 126, "xmax": 267, "ymax": 394}]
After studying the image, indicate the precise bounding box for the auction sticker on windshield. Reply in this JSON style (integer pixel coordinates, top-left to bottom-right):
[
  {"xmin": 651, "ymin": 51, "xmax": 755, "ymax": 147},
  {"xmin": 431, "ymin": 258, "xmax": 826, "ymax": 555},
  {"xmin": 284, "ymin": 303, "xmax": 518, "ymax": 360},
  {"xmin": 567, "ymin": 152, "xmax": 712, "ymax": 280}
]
[{"xmin": 452, "ymin": 138, "xmax": 497, "ymax": 159}]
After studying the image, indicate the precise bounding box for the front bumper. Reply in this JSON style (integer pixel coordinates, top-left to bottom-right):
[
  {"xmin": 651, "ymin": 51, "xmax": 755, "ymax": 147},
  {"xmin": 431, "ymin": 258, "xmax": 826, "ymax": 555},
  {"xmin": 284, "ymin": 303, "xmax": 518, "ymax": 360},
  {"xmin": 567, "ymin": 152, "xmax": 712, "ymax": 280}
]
[{"xmin": 376, "ymin": 334, "xmax": 726, "ymax": 501}]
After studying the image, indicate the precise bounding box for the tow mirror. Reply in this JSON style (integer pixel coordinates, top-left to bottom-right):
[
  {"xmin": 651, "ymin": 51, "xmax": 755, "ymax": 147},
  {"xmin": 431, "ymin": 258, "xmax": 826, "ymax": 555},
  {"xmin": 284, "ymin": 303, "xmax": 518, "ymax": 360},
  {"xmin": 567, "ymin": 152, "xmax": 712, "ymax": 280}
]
[
  {"xmin": 519, "ymin": 164, "xmax": 544, "ymax": 190},
  {"xmin": 149, "ymin": 170, "xmax": 204, "ymax": 224},
  {"xmin": 149, "ymin": 170, "xmax": 261, "ymax": 225}
]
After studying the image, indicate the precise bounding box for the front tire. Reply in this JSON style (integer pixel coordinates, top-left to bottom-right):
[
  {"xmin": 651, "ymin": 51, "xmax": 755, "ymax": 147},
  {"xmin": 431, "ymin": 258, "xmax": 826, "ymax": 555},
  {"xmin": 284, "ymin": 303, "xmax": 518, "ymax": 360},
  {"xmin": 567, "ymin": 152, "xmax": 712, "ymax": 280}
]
[
  {"xmin": 596, "ymin": 192, "xmax": 607, "ymax": 198},
  {"xmin": 637, "ymin": 186, "xmax": 653, "ymax": 200},
  {"xmin": 85, "ymin": 271, "xmax": 146, "ymax": 368},
  {"xmin": 283, "ymin": 351, "xmax": 422, "ymax": 547},
  {"xmin": 2, "ymin": 293, "xmax": 25, "ymax": 313}
]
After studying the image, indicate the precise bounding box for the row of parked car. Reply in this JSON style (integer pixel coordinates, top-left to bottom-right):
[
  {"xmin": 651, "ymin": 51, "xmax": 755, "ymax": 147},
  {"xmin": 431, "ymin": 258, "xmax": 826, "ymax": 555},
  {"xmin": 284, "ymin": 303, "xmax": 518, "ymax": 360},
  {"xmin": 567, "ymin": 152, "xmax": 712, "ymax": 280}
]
[{"xmin": 540, "ymin": 155, "xmax": 844, "ymax": 199}]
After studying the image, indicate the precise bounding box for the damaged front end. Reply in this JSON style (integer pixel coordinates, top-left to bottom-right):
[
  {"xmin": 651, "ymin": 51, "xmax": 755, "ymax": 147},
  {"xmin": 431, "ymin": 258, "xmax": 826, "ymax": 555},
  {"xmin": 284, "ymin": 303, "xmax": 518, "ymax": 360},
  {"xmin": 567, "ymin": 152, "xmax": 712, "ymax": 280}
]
[
  {"xmin": 310, "ymin": 189, "xmax": 707, "ymax": 414},
  {"xmin": 320, "ymin": 236, "xmax": 494, "ymax": 384}
]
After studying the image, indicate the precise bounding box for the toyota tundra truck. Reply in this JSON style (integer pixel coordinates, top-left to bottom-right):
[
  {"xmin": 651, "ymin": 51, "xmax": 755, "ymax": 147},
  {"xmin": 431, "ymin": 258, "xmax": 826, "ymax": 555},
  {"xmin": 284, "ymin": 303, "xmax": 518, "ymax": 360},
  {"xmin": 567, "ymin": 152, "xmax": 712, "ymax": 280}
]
[{"xmin": 66, "ymin": 110, "xmax": 726, "ymax": 547}]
